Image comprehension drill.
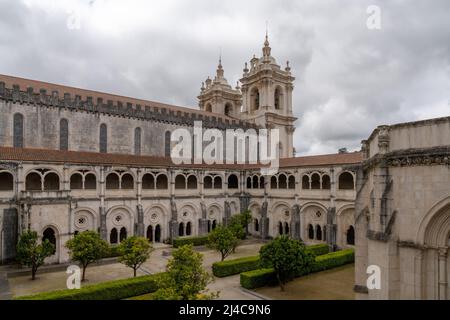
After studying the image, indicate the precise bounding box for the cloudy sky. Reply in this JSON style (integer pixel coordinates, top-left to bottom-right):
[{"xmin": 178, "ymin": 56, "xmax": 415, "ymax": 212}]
[{"xmin": 1, "ymin": 0, "xmax": 449, "ymax": 156}]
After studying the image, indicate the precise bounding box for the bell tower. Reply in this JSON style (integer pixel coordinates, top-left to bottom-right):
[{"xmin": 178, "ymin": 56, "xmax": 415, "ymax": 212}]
[
  {"xmin": 198, "ymin": 58, "xmax": 242, "ymax": 118},
  {"xmin": 240, "ymin": 33, "xmax": 297, "ymax": 158}
]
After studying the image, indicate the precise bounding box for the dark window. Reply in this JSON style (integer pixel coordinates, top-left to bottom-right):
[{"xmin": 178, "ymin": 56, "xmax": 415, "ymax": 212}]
[
  {"xmin": 316, "ymin": 225, "xmax": 322, "ymax": 240},
  {"xmin": 204, "ymin": 176, "xmax": 213, "ymax": 189},
  {"xmin": 213, "ymin": 176, "xmax": 222, "ymax": 189},
  {"xmin": 308, "ymin": 224, "xmax": 314, "ymax": 239},
  {"xmin": 339, "ymin": 172, "xmax": 354, "ymax": 190},
  {"xmin": 302, "ymin": 175, "xmax": 310, "ymax": 189},
  {"xmin": 164, "ymin": 131, "xmax": 171, "ymax": 157},
  {"xmin": 26, "ymin": 172, "xmax": 41, "ymax": 191},
  {"xmin": 246, "ymin": 177, "xmax": 252, "ymax": 189},
  {"xmin": 259, "ymin": 176, "xmax": 265, "ymax": 189},
  {"xmin": 43, "ymin": 228, "xmax": 56, "ymax": 255},
  {"xmin": 212, "ymin": 220, "xmax": 217, "ymax": 230},
  {"xmin": 187, "ymin": 175, "xmax": 197, "ymax": 189},
  {"xmin": 156, "ymin": 174, "xmax": 168, "ymax": 189},
  {"xmin": 252, "ymin": 176, "xmax": 258, "ymax": 189},
  {"xmin": 121, "ymin": 174, "xmax": 134, "ymax": 189},
  {"xmin": 288, "ymin": 176, "xmax": 295, "ymax": 189},
  {"xmin": 346, "ymin": 226, "xmax": 355, "ymax": 245},
  {"xmin": 274, "ymin": 88, "xmax": 281, "ymax": 110},
  {"xmin": 70, "ymin": 173, "xmax": 83, "ymax": 190},
  {"xmin": 254, "ymin": 219, "xmax": 259, "ymax": 232},
  {"xmin": 119, "ymin": 227, "xmax": 127, "ymax": 242},
  {"xmin": 155, "ymin": 225, "xmax": 161, "ymax": 242},
  {"xmin": 311, "ymin": 173, "xmax": 320, "ymax": 189},
  {"xmin": 322, "ymin": 175, "xmax": 331, "ymax": 189},
  {"xmin": 0, "ymin": 172, "xmax": 14, "ymax": 190},
  {"xmin": 207, "ymin": 220, "xmax": 211, "ymax": 233},
  {"xmin": 224, "ymin": 103, "xmax": 232, "ymax": 116},
  {"xmin": 13, "ymin": 113, "xmax": 24, "ymax": 148},
  {"xmin": 142, "ymin": 174, "xmax": 155, "ymax": 189},
  {"xmin": 278, "ymin": 174, "xmax": 287, "ymax": 189},
  {"xmin": 284, "ymin": 222, "xmax": 289, "ymax": 235},
  {"xmin": 84, "ymin": 173, "xmax": 97, "ymax": 190},
  {"xmin": 278, "ymin": 222, "xmax": 283, "ymax": 235},
  {"xmin": 270, "ymin": 176, "xmax": 277, "ymax": 189},
  {"xmin": 134, "ymin": 127, "xmax": 141, "ymax": 155},
  {"xmin": 175, "ymin": 175, "xmax": 186, "ymax": 189},
  {"xmin": 44, "ymin": 173, "xmax": 60, "ymax": 191},
  {"xmin": 110, "ymin": 228, "xmax": 118, "ymax": 244},
  {"xmin": 99, "ymin": 124, "xmax": 107, "ymax": 153},
  {"xmin": 227, "ymin": 174, "xmax": 238, "ymax": 189},
  {"xmin": 60, "ymin": 119, "xmax": 69, "ymax": 151},
  {"xmin": 106, "ymin": 173, "xmax": 120, "ymax": 189},
  {"xmin": 186, "ymin": 222, "xmax": 192, "ymax": 236},
  {"xmin": 179, "ymin": 222, "xmax": 185, "ymax": 236}
]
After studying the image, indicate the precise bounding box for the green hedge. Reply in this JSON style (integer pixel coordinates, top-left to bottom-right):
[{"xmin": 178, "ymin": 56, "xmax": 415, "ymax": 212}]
[
  {"xmin": 212, "ymin": 256, "xmax": 260, "ymax": 277},
  {"xmin": 15, "ymin": 273, "xmax": 164, "ymax": 300},
  {"xmin": 305, "ymin": 244, "xmax": 329, "ymax": 257},
  {"xmin": 172, "ymin": 235, "xmax": 209, "ymax": 248},
  {"xmin": 212, "ymin": 244, "xmax": 329, "ymax": 278},
  {"xmin": 240, "ymin": 249, "xmax": 354, "ymax": 289}
]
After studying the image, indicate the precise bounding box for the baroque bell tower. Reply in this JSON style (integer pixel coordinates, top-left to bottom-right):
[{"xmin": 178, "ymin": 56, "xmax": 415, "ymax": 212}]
[
  {"xmin": 198, "ymin": 58, "xmax": 242, "ymax": 118},
  {"xmin": 239, "ymin": 33, "xmax": 297, "ymax": 158}
]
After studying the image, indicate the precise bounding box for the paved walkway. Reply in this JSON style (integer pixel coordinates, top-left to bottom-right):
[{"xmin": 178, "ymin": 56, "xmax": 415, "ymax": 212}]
[{"xmin": 0, "ymin": 272, "xmax": 11, "ymax": 300}]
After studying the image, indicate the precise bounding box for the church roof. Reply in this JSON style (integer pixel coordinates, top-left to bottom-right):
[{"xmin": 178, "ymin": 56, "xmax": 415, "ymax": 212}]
[
  {"xmin": 0, "ymin": 73, "xmax": 239, "ymax": 123},
  {"xmin": 0, "ymin": 146, "xmax": 363, "ymax": 169}
]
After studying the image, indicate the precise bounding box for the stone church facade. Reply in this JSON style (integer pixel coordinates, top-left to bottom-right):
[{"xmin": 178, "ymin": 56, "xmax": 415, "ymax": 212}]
[{"xmin": 0, "ymin": 36, "xmax": 448, "ymax": 299}]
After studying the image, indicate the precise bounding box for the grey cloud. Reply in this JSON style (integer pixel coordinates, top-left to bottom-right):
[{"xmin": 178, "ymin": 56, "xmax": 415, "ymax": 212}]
[{"xmin": 1, "ymin": 0, "xmax": 449, "ymax": 156}]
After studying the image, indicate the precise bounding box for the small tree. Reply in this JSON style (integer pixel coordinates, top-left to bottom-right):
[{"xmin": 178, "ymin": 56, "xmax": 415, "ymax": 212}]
[
  {"xmin": 16, "ymin": 230, "xmax": 55, "ymax": 280},
  {"xmin": 118, "ymin": 236, "xmax": 153, "ymax": 277},
  {"xmin": 153, "ymin": 245, "xmax": 216, "ymax": 300},
  {"xmin": 207, "ymin": 225, "xmax": 239, "ymax": 261},
  {"xmin": 228, "ymin": 211, "xmax": 252, "ymax": 240},
  {"xmin": 259, "ymin": 235, "xmax": 314, "ymax": 291},
  {"xmin": 65, "ymin": 231, "xmax": 109, "ymax": 281}
]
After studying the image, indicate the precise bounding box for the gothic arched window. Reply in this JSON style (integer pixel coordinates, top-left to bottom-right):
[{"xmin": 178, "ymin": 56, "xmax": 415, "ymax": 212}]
[
  {"xmin": 13, "ymin": 113, "xmax": 24, "ymax": 148},
  {"xmin": 60, "ymin": 118, "xmax": 68, "ymax": 151},
  {"xmin": 43, "ymin": 227, "xmax": 57, "ymax": 255},
  {"xmin": 164, "ymin": 131, "xmax": 171, "ymax": 157},
  {"xmin": 274, "ymin": 87, "xmax": 281, "ymax": 110},
  {"xmin": 346, "ymin": 226, "xmax": 355, "ymax": 245},
  {"xmin": 99, "ymin": 123, "xmax": 107, "ymax": 153},
  {"xmin": 134, "ymin": 127, "xmax": 141, "ymax": 155}
]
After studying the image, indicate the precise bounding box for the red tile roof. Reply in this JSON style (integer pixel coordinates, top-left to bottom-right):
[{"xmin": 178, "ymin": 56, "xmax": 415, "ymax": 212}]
[{"xmin": 0, "ymin": 147, "xmax": 362, "ymax": 169}]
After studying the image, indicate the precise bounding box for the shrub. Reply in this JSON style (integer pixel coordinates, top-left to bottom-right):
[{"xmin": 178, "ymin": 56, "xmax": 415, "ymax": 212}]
[
  {"xmin": 305, "ymin": 244, "xmax": 329, "ymax": 257},
  {"xmin": 103, "ymin": 245, "xmax": 121, "ymax": 258},
  {"xmin": 15, "ymin": 273, "xmax": 164, "ymax": 300},
  {"xmin": 207, "ymin": 225, "xmax": 239, "ymax": 261},
  {"xmin": 240, "ymin": 268, "xmax": 276, "ymax": 290},
  {"xmin": 172, "ymin": 236, "xmax": 209, "ymax": 248},
  {"xmin": 212, "ymin": 256, "xmax": 260, "ymax": 277},
  {"xmin": 211, "ymin": 244, "xmax": 329, "ymax": 278},
  {"xmin": 240, "ymin": 248, "xmax": 354, "ymax": 289}
]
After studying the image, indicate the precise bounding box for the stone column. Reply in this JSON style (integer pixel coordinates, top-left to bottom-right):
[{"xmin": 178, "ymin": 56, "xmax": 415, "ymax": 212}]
[
  {"xmin": 223, "ymin": 200, "xmax": 231, "ymax": 225},
  {"xmin": 135, "ymin": 169, "xmax": 144, "ymax": 237},
  {"xmin": 99, "ymin": 167, "xmax": 107, "ymax": 240},
  {"xmin": 169, "ymin": 196, "xmax": 178, "ymax": 241},
  {"xmin": 260, "ymin": 201, "xmax": 269, "ymax": 239},
  {"xmin": 198, "ymin": 202, "xmax": 208, "ymax": 235},
  {"xmin": 438, "ymin": 247, "xmax": 448, "ymax": 300},
  {"xmin": 291, "ymin": 204, "xmax": 301, "ymax": 241},
  {"xmin": 326, "ymin": 207, "xmax": 337, "ymax": 251}
]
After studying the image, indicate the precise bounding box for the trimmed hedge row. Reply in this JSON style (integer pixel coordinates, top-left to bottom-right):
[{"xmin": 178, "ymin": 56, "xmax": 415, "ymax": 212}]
[
  {"xmin": 212, "ymin": 244, "xmax": 329, "ymax": 278},
  {"xmin": 240, "ymin": 249, "xmax": 354, "ymax": 289},
  {"xmin": 213, "ymin": 256, "xmax": 260, "ymax": 278},
  {"xmin": 15, "ymin": 273, "xmax": 164, "ymax": 300},
  {"xmin": 172, "ymin": 235, "xmax": 209, "ymax": 248}
]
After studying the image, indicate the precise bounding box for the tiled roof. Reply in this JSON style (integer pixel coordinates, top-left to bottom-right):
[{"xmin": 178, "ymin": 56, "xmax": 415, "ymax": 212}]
[
  {"xmin": 0, "ymin": 74, "xmax": 236, "ymax": 121},
  {"xmin": 0, "ymin": 147, "xmax": 363, "ymax": 169}
]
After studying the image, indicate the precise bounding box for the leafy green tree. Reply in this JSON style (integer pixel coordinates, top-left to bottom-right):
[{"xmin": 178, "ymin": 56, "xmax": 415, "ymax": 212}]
[
  {"xmin": 228, "ymin": 210, "xmax": 252, "ymax": 240},
  {"xmin": 65, "ymin": 231, "xmax": 109, "ymax": 281},
  {"xmin": 259, "ymin": 235, "xmax": 314, "ymax": 291},
  {"xmin": 153, "ymin": 245, "xmax": 216, "ymax": 300},
  {"xmin": 118, "ymin": 236, "xmax": 153, "ymax": 277},
  {"xmin": 16, "ymin": 230, "xmax": 55, "ymax": 280},
  {"xmin": 207, "ymin": 224, "xmax": 239, "ymax": 261}
]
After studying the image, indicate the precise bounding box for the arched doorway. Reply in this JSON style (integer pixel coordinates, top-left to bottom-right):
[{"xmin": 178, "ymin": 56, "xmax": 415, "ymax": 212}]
[
  {"xmin": 186, "ymin": 222, "xmax": 192, "ymax": 236},
  {"xmin": 119, "ymin": 227, "xmax": 127, "ymax": 242},
  {"xmin": 155, "ymin": 225, "xmax": 161, "ymax": 242},
  {"xmin": 308, "ymin": 224, "xmax": 314, "ymax": 239},
  {"xmin": 42, "ymin": 227, "xmax": 57, "ymax": 255},
  {"xmin": 110, "ymin": 228, "xmax": 118, "ymax": 244},
  {"xmin": 179, "ymin": 222, "xmax": 184, "ymax": 237},
  {"xmin": 346, "ymin": 226, "xmax": 355, "ymax": 245}
]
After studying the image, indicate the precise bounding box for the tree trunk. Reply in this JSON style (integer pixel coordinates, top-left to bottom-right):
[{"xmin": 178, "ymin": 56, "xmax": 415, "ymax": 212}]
[
  {"xmin": 277, "ymin": 273, "xmax": 285, "ymax": 291},
  {"xmin": 133, "ymin": 267, "xmax": 137, "ymax": 277},
  {"xmin": 31, "ymin": 265, "xmax": 37, "ymax": 280},
  {"xmin": 82, "ymin": 264, "xmax": 87, "ymax": 282},
  {"xmin": 221, "ymin": 252, "xmax": 225, "ymax": 261}
]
